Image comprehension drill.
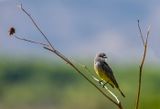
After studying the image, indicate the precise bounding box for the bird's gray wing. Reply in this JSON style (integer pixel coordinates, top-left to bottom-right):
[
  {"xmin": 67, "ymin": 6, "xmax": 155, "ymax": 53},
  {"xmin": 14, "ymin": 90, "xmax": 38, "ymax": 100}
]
[{"xmin": 100, "ymin": 61, "xmax": 119, "ymax": 88}]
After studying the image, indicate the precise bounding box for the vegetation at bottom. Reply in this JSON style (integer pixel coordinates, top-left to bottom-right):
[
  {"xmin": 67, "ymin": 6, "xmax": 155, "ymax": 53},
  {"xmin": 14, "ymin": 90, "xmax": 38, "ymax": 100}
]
[{"xmin": 0, "ymin": 56, "xmax": 159, "ymax": 109}]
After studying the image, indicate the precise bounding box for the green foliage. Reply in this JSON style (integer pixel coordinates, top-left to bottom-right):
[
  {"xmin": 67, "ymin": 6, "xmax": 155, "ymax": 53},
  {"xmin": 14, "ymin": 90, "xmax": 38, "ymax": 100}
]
[{"xmin": 0, "ymin": 57, "xmax": 159, "ymax": 109}]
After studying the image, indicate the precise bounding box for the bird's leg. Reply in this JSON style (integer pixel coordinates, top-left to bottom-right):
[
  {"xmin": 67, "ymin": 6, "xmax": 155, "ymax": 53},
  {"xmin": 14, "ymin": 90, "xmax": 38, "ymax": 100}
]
[
  {"xmin": 99, "ymin": 80, "xmax": 103, "ymax": 85},
  {"xmin": 102, "ymin": 81, "xmax": 109, "ymax": 88}
]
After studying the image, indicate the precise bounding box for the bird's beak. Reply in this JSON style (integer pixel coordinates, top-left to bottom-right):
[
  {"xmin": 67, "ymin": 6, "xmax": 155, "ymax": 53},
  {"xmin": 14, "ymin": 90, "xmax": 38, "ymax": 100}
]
[{"xmin": 103, "ymin": 56, "xmax": 107, "ymax": 58}]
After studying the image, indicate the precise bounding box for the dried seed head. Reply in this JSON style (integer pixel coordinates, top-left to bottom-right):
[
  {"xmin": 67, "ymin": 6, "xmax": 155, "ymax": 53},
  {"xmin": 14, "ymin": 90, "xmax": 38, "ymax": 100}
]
[{"xmin": 9, "ymin": 27, "xmax": 15, "ymax": 36}]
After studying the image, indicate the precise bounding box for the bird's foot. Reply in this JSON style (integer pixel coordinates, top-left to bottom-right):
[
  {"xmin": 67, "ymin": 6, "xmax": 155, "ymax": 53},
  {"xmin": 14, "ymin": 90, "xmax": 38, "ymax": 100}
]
[
  {"xmin": 102, "ymin": 83, "xmax": 106, "ymax": 88},
  {"xmin": 99, "ymin": 80, "xmax": 103, "ymax": 85},
  {"xmin": 102, "ymin": 82, "xmax": 108, "ymax": 88}
]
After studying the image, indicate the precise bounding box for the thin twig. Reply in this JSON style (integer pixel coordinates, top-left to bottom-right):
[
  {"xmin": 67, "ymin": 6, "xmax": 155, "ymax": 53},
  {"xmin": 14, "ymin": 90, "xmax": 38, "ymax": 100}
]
[
  {"xmin": 137, "ymin": 20, "xmax": 145, "ymax": 46},
  {"xmin": 19, "ymin": 4, "xmax": 54, "ymax": 49},
  {"xmin": 135, "ymin": 20, "xmax": 150, "ymax": 109},
  {"xmin": 92, "ymin": 76, "xmax": 120, "ymax": 104},
  {"xmin": 14, "ymin": 35, "xmax": 49, "ymax": 47},
  {"xmin": 146, "ymin": 25, "xmax": 151, "ymax": 43}
]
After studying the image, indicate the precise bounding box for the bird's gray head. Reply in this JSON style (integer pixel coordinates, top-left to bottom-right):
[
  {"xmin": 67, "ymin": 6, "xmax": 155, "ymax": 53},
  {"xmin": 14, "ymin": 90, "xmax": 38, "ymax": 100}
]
[
  {"xmin": 96, "ymin": 52, "xmax": 107, "ymax": 59},
  {"xmin": 94, "ymin": 52, "xmax": 107, "ymax": 63}
]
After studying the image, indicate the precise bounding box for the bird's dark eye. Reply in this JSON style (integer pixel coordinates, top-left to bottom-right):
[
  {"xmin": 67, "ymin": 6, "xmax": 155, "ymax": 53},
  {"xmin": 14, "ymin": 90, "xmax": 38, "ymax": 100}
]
[
  {"xmin": 102, "ymin": 53, "xmax": 105, "ymax": 57},
  {"xmin": 98, "ymin": 53, "xmax": 106, "ymax": 58}
]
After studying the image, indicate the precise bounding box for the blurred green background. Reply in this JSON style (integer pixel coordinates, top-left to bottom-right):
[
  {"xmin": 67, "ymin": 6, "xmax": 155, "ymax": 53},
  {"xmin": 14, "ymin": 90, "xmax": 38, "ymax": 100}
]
[
  {"xmin": 1, "ymin": 0, "xmax": 160, "ymax": 109},
  {"xmin": 0, "ymin": 56, "xmax": 159, "ymax": 109}
]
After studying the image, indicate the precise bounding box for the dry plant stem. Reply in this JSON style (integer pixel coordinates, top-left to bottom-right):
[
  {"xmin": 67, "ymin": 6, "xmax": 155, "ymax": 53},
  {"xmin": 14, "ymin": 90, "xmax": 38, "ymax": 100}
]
[
  {"xmin": 44, "ymin": 47, "xmax": 123, "ymax": 109},
  {"xmin": 92, "ymin": 76, "xmax": 120, "ymax": 104},
  {"xmin": 135, "ymin": 20, "xmax": 150, "ymax": 109},
  {"xmin": 19, "ymin": 4, "xmax": 123, "ymax": 109},
  {"xmin": 135, "ymin": 44, "xmax": 147, "ymax": 109},
  {"xmin": 75, "ymin": 62, "xmax": 121, "ymax": 105},
  {"xmin": 14, "ymin": 35, "xmax": 49, "ymax": 47},
  {"xmin": 20, "ymin": 4, "xmax": 53, "ymax": 49},
  {"xmin": 137, "ymin": 20, "xmax": 145, "ymax": 46}
]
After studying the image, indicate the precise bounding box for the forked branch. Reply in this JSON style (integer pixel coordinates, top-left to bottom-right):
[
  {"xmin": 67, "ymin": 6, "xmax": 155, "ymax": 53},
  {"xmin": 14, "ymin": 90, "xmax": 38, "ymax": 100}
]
[
  {"xmin": 135, "ymin": 20, "xmax": 150, "ymax": 109},
  {"xmin": 8, "ymin": 4, "xmax": 124, "ymax": 109}
]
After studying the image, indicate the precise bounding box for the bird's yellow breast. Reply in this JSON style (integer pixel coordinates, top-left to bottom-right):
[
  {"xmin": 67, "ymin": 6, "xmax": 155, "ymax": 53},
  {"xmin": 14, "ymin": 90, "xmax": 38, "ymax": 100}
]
[{"xmin": 94, "ymin": 63, "xmax": 114, "ymax": 86}]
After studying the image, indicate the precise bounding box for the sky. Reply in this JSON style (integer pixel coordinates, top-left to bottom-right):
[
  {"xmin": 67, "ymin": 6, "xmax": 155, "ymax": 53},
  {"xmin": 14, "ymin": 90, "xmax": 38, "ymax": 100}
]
[{"xmin": 0, "ymin": 0, "xmax": 160, "ymax": 63}]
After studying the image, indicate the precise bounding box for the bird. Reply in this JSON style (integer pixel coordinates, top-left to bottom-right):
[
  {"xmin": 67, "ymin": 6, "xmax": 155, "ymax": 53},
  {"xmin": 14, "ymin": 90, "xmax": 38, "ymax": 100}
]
[{"xmin": 94, "ymin": 52, "xmax": 125, "ymax": 97}]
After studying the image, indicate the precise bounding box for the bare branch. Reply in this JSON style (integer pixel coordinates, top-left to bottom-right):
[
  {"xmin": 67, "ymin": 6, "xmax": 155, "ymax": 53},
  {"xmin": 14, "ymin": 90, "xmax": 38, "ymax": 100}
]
[
  {"xmin": 14, "ymin": 4, "xmax": 125, "ymax": 109},
  {"xmin": 19, "ymin": 4, "xmax": 54, "ymax": 49},
  {"xmin": 8, "ymin": 27, "xmax": 49, "ymax": 47},
  {"xmin": 92, "ymin": 76, "xmax": 120, "ymax": 104},
  {"xmin": 146, "ymin": 25, "xmax": 151, "ymax": 44},
  {"xmin": 14, "ymin": 35, "xmax": 49, "ymax": 47},
  {"xmin": 43, "ymin": 46, "xmax": 123, "ymax": 109},
  {"xmin": 137, "ymin": 20, "xmax": 145, "ymax": 46},
  {"xmin": 135, "ymin": 21, "xmax": 150, "ymax": 109}
]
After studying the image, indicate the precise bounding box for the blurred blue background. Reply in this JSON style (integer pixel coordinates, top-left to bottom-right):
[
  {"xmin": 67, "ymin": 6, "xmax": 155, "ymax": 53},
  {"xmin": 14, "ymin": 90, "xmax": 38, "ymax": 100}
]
[
  {"xmin": 0, "ymin": 0, "xmax": 160, "ymax": 109},
  {"xmin": 0, "ymin": 0, "xmax": 160, "ymax": 62}
]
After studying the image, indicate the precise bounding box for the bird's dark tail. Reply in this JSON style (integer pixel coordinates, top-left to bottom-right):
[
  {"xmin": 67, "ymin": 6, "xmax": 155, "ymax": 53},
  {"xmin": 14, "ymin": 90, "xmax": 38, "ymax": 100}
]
[{"xmin": 118, "ymin": 88, "xmax": 125, "ymax": 97}]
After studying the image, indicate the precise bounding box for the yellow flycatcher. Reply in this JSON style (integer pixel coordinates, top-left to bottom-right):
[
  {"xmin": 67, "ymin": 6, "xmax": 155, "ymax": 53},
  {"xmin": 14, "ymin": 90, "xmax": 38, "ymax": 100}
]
[{"xmin": 94, "ymin": 52, "xmax": 125, "ymax": 97}]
